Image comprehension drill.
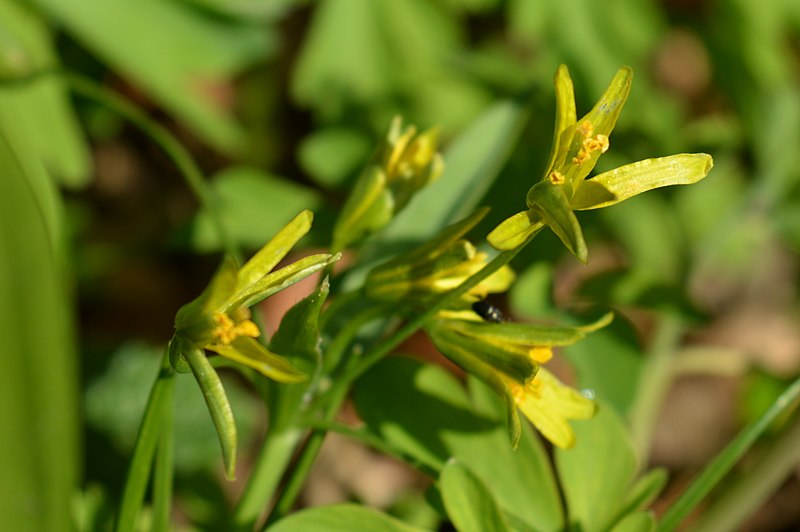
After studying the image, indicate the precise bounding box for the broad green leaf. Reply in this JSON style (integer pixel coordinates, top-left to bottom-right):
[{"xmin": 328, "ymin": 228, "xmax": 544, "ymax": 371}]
[
  {"xmin": 268, "ymin": 503, "xmax": 425, "ymax": 532},
  {"xmin": 190, "ymin": 167, "xmax": 322, "ymax": 252},
  {"xmin": 292, "ymin": 0, "xmax": 391, "ymax": 109},
  {"xmin": 555, "ymin": 403, "xmax": 637, "ymax": 532},
  {"xmin": 355, "ymin": 357, "xmax": 564, "ymax": 531},
  {"xmin": 571, "ymin": 154, "xmax": 713, "ymax": 211},
  {"xmin": 0, "ymin": 0, "xmax": 90, "ymax": 187},
  {"xmin": 0, "ymin": 129, "xmax": 78, "ymax": 530},
  {"xmin": 440, "ymin": 459, "xmax": 511, "ymax": 532},
  {"xmin": 612, "ymin": 511, "xmax": 656, "ymax": 532},
  {"xmin": 33, "ymin": 0, "xmax": 271, "ymax": 153},
  {"xmin": 298, "ymin": 127, "xmax": 372, "ymax": 187},
  {"xmin": 619, "ymin": 469, "xmax": 668, "ymax": 518},
  {"xmin": 563, "ymin": 318, "xmax": 643, "ymax": 414},
  {"xmin": 509, "ymin": 263, "xmax": 555, "ymax": 319}
]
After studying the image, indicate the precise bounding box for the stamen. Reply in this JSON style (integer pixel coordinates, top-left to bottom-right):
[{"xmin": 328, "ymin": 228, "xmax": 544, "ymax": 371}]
[{"xmin": 549, "ymin": 171, "xmax": 565, "ymax": 185}]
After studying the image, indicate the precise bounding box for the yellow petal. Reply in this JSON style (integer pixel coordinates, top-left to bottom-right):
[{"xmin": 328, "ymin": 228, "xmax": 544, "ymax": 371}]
[
  {"xmin": 543, "ymin": 64, "xmax": 577, "ymax": 175},
  {"xmin": 207, "ymin": 337, "xmax": 307, "ymax": 383},
  {"xmin": 571, "ymin": 153, "xmax": 714, "ymax": 210},
  {"xmin": 516, "ymin": 368, "xmax": 596, "ymax": 449}
]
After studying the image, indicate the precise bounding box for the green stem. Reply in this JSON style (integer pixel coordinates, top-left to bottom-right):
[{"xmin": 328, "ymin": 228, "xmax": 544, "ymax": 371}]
[
  {"xmin": 690, "ymin": 414, "xmax": 800, "ymax": 532},
  {"xmin": 657, "ymin": 375, "xmax": 800, "ymax": 532},
  {"xmin": 62, "ymin": 72, "xmax": 239, "ymax": 260},
  {"xmin": 115, "ymin": 353, "xmax": 174, "ymax": 532},
  {"xmin": 151, "ymin": 372, "xmax": 176, "ymax": 531},
  {"xmin": 629, "ymin": 313, "xmax": 684, "ymax": 468},
  {"xmin": 267, "ymin": 239, "xmax": 535, "ymax": 526},
  {"xmin": 231, "ymin": 427, "xmax": 305, "ymax": 530}
]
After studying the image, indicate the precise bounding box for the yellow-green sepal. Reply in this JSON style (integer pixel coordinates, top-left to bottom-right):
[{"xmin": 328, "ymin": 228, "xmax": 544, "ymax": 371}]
[
  {"xmin": 562, "ymin": 67, "xmax": 633, "ymax": 187},
  {"xmin": 445, "ymin": 312, "xmax": 613, "ymax": 347},
  {"xmin": 228, "ymin": 252, "xmax": 339, "ymax": 311},
  {"xmin": 486, "ymin": 210, "xmax": 545, "ymax": 251},
  {"xmin": 527, "ymin": 182, "xmax": 587, "ymax": 263},
  {"xmin": 174, "ymin": 255, "xmax": 238, "ymax": 341},
  {"xmin": 428, "ymin": 323, "xmax": 538, "ymax": 386},
  {"xmin": 236, "ymin": 210, "xmax": 313, "ymax": 291},
  {"xmin": 207, "ymin": 336, "xmax": 307, "ymax": 383},
  {"xmin": 543, "ymin": 64, "xmax": 577, "ymax": 176},
  {"xmin": 571, "ymin": 154, "xmax": 714, "ymax": 210}
]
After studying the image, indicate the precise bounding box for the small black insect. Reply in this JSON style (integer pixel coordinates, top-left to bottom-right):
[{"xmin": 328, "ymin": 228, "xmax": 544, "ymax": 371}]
[{"xmin": 472, "ymin": 300, "xmax": 504, "ymax": 323}]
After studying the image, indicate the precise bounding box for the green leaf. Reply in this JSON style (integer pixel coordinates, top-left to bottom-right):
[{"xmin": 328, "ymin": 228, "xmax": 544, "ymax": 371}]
[
  {"xmin": 555, "ymin": 403, "xmax": 637, "ymax": 532},
  {"xmin": 0, "ymin": 125, "xmax": 78, "ymax": 531},
  {"xmin": 271, "ymin": 279, "xmax": 330, "ymax": 362},
  {"xmin": 611, "ymin": 511, "xmax": 656, "ymax": 532},
  {"xmin": 620, "ymin": 469, "xmax": 668, "ymax": 517},
  {"xmin": 440, "ymin": 459, "xmax": 511, "ymax": 532},
  {"xmin": 33, "ymin": 0, "xmax": 271, "ymax": 154},
  {"xmin": 268, "ymin": 503, "xmax": 425, "ymax": 532},
  {"xmin": 563, "ymin": 317, "xmax": 643, "ymax": 414},
  {"xmin": 571, "ymin": 154, "xmax": 714, "ymax": 211},
  {"xmin": 191, "ymin": 167, "xmax": 322, "ymax": 252},
  {"xmin": 354, "ymin": 357, "xmax": 564, "ymax": 531},
  {"xmin": 291, "ymin": 0, "xmax": 391, "ymax": 109},
  {"xmin": 0, "ymin": 0, "xmax": 90, "ymax": 187},
  {"xmin": 298, "ymin": 127, "xmax": 372, "ymax": 187}
]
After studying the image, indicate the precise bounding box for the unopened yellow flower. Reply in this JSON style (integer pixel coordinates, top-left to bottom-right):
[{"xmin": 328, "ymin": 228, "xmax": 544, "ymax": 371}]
[{"xmin": 332, "ymin": 116, "xmax": 444, "ymax": 252}]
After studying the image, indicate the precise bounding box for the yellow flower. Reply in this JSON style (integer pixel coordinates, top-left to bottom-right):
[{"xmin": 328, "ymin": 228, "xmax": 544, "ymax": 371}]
[
  {"xmin": 505, "ymin": 368, "xmax": 596, "ymax": 449},
  {"xmin": 427, "ymin": 313, "xmax": 611, "ymax": 448},
  {"xmin": 365, "ymin": 208, "xmax": 514, "ymax": 309},
  {"xmin": 488, "ymin": 65, "xmax": 713, "ymax": 260},
  {"xmin": 170, "ymin": 210, "xmax": 339, "ymax": 382}
]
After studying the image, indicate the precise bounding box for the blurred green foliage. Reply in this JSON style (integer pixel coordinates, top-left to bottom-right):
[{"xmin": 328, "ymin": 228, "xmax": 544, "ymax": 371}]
[{"xmin": 2, "ymin": 0, "xmax": 800, "ymax": 529}]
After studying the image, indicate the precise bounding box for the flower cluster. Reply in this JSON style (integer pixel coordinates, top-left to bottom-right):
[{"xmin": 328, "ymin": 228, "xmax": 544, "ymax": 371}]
[{"xmin": 365, "ymin": 208, "xmax": 608, "ymax": 448}]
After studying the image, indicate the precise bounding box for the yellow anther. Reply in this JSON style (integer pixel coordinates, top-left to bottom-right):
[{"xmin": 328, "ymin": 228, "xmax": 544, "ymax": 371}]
[
  {"xmin": 572, "ymin": 133, "xmax": 610, "ymax": 165},
  {"xmin": 577, "ymin": 120, "xmax": 593, "ymax": 137},
  {"xmin": 549, "ymin": 171, "xmax": 565, "ymax": 185},
  {"xmin": 529, "ymin": 346, "xmax": 553, "ymax": 363},
  {"xmin": 212, "ymin": 312, "xmax": 261, "ymax": 345}
]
